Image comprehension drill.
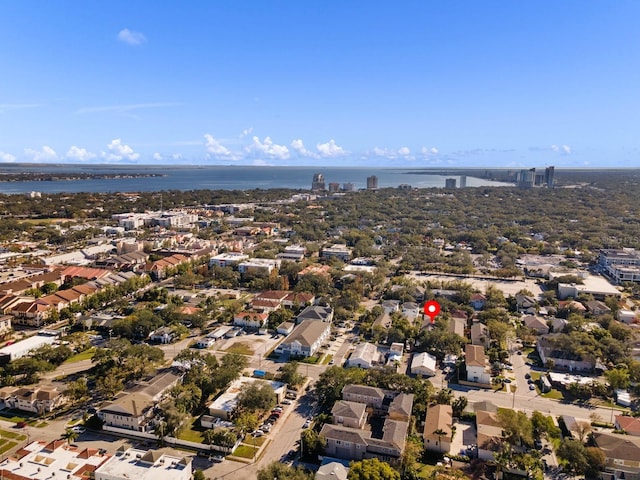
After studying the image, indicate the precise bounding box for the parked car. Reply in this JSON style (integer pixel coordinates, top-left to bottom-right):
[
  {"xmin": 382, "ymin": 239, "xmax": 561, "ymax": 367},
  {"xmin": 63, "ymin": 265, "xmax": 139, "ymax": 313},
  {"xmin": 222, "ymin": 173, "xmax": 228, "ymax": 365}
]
[
  {"xmin": 210, "ymin": 455, "xmax": 225, "ymax": 463},
  {"xmin": 287, "ymin": 449, "xmax": 296, "ymax": 459},
  {"xmin": 525, "ymin": 373, "xmax": 531, "ymax": 379},
  {"xmin": 503, "ymin": 378, "xmax": 512, "ymax": 384},
  {"xmin": 529, "ymin": 384, "xmax": 536, "ymax": 390},
  {"xmin": 282, "ymin": 399, "xmax": 292, "ymax": 405},
  {"xmin": 252, "ymin": 430, "xmax": 264, "ymax": 437},
  {"xmin": 303, "ymin": 420, "xmax": 311, "ymax": 429},
  {"xmin": 71, "ymin": 426, "xmax": 86, "ymax": 434},
  {"xmin": 16, "ymin": 422, "xmax": 27, "ymax": 429}
]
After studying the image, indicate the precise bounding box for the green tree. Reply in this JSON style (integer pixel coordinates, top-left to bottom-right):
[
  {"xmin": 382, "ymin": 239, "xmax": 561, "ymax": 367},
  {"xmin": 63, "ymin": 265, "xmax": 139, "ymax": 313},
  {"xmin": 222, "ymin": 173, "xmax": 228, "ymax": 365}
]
[
  {"xmin": 192, "ymin": 470, "xmax": 206, "ymax": 480},
  {"xmin": 233, "ymin": 411, "xmax": 259, "ymax": 436},
  {"xmin": 451, "ymin": 396, "xmax": 468, "ymax": 417},
  {"xmin": 279, "ymin": 361, "xmax": 305, "ymax": 389},
  {"xmin": 236, "ymin": 383, "xmax": 276, "ymax": 412},
  {"xmin": 348, "ymin": 458, "xmax": 400, "ymax": 480},
  {"xmin": 497, "ymin": 409, "xmax": 533, "ymax": 446},
  {"xmin": 301, "ymin": 428, "xmax": 326, "ymax": 458},
  {"xmin": 61, "ymin": 429, "xmax": 79, "ymax": 445},
  {"xmin": 604, "ymin": 367, "xmax": 630, "ymax": 391},
  {"xmin": 557, "ymin": 438, "xmax": 589, "ymax": 476},
  {"xmin": 257, "ymin": 462, "xmax": 314, "ymax": 480}
]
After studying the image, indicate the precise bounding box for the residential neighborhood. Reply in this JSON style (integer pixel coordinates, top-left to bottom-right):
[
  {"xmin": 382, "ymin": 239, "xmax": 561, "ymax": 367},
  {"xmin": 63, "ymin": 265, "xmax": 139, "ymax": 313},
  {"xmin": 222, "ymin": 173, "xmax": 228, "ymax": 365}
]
[{"xmin": 0, "ymin": 183, "xmax": 638, "ymax": 480}]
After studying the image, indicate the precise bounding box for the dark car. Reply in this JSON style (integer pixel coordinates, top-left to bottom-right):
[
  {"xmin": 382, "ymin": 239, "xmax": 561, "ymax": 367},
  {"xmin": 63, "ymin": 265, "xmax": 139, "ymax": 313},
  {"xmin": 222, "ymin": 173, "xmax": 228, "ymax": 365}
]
[
  {"xmin": 287, "ymin": 449, "xmax": 296, "ymax": 459},
  {"xmin": 524, "ymin": 373, "xmax": 531, "ymax": 379}
]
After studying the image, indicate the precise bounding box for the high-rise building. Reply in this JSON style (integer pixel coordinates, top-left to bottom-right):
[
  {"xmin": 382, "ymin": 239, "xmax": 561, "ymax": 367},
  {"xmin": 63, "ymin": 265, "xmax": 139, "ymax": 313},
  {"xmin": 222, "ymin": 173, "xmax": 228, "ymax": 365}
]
[
  {"xmin": 445, "ymin": 178, "xmax": 457, "ymax": 189},
  {"xmin": 459, "ymin": 175, "xmax": 467, "ymax": 188},
  {"xmin": 544, "ymin": 166, "xmax": 555, "ymax": 188},
  {"xmin": 328, "ymin": 182, "xmax": 340, "ymax": 192},
  {"xmin": 343, "ymin": 182, "xmax": 354, "ymax": 192},
  {"xmin": 366, "ymin": 175, "xmax": 378, "ymax": 189},
  {"xmin": 518, "ymin": 168, "xmax": 535, "ymax": 188},
  {"xmin": 311, "ymin": 173, "xmax": 325, "ymax": 191}
]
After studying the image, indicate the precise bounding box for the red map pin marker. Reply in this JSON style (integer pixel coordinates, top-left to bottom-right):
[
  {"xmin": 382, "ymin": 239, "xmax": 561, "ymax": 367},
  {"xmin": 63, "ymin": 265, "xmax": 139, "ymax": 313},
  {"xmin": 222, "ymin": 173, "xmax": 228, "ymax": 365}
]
[{"xmin": 424, "ymin": 300, "xmax": 441, "ymax": 324}]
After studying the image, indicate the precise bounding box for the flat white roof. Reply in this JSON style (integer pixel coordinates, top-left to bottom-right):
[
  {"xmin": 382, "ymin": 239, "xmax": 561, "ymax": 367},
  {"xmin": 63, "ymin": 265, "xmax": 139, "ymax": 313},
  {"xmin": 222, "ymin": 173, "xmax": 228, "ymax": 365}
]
[
  {"xmin": 0, "ymin": 441, "xmax": 111, "ymax": 479},
  {"xmin": 95, "ymin": 447, "xmax": 191, "ymax": 480},
  {"xmin": 208, "ymin": 377, "xmax": 286, "ymax": 415},
  {"xmin": 0, "ymin": 334, "xmax": 57, "ymax": 357}
]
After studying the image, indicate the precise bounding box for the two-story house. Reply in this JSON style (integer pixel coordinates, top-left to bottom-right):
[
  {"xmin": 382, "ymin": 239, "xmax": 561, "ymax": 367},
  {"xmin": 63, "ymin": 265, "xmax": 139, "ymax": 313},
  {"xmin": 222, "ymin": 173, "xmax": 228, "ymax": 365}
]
[{"xmin": 465, "ymin": 344, "xmax": 491, "ymax": 385}]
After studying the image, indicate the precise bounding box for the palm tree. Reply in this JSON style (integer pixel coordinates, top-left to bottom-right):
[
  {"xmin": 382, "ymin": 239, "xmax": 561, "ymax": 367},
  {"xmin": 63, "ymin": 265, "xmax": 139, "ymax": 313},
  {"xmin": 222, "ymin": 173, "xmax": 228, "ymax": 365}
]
[
  {"xmin": 61, "ymin": 429, "xmax": 78, "ymax": 445},
  {"xmin": 432, "ymin": 428, "xmax": 447, "ymax": 453},
  {"xmin": 154, "ymin": 421, "xmax": 167, "ymax": 447}
]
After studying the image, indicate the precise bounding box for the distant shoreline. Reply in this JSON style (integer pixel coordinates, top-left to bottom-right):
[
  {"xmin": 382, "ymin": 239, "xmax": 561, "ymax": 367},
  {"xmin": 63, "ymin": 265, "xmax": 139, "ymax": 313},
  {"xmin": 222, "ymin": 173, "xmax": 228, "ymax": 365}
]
[{"xmin": 0, "ymin": 173, "xmax": 167, "ymax": 183}]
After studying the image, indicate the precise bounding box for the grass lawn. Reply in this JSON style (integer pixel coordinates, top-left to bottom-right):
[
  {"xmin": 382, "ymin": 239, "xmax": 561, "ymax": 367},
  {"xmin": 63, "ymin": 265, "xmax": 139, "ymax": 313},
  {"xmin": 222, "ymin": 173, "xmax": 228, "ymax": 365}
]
[
  {"xmin": 541, "ymin": 389, "xmax": 564, "ymax": 400},
  {"xmin": 530, "ymin": 371, "xmax": 542, "ymax": 381},
  {"xmin": 243, "ymin": 434, "xmax": 267, "ymax": 447},
  {"xmin": 0, "ymin": 430, "xmax": 27, "ymax": 441},
  {"xmin": 225, "ymin": 342, "xmax": 254, "ymax": 355},
  {"xmin": 36, "ymin": 422, "xmax": 48, "ymax": 428},
  {"xmin": 415, "ymin": 463, "xmax": 439, "ymax": 479},
  {"xmin": 232, "ymin": 445, "xmax": 259, "ymax": 459},
  {"xmin": 0, "ymin": 411, "xmax": 34, "ymax": 424},
  {"xmin": 299, "ymin": 355, "xmax": 320, "ymax": 364},
  {"xmin": 321, "ymin": 354, "xmax": 333, "ymax": 365},
  {"xmin": 178, "ymin": 427, "xmax": 204, "ymax": 443},
  {"xmin": 64, "ymin": 348, "xmax": 96, "ymax": 364},
  {"xmin": 0, "ymin": 440, "xmax": 17, "ymax": 455}
]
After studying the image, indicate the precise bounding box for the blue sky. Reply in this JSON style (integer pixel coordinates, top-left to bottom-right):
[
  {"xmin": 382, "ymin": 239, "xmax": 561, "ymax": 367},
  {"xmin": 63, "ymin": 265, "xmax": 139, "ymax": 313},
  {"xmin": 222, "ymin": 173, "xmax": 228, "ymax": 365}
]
[{"xmin": 1, "ymin": 1, "xmax": 639, "ymax": 167}]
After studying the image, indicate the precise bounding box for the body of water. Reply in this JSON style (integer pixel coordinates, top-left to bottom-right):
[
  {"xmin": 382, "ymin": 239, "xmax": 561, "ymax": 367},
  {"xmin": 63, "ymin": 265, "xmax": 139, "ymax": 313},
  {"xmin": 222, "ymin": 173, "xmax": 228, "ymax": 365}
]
[{"xmin": 0, "ymin": 165, "xmax": 512, "ymax": 194}]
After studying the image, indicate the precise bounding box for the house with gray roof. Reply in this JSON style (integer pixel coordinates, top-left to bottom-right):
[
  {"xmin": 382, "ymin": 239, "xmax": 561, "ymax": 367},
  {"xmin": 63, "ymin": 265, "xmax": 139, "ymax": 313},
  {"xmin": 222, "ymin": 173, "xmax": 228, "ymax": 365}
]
[
  {"xmin": 332, "ymin": 400, "xmax": 367, "ymax": 429},
  {"xmin": 278, "ymin": 319, "xmax": 331, "ymax": 357},
  {"xmin": 320, "ymin": 384, "xmax": 413, "ymax": 464},
  {"xmin": 296, "ymin": 305, "xmax": 334, "ymax": 324}
]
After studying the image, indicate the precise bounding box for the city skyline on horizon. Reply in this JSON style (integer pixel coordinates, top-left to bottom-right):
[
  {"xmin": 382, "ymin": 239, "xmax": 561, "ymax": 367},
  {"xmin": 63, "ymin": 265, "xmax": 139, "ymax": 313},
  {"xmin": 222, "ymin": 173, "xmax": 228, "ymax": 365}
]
[{"xmin": 1, "ymin": 2, "xmax": 639, "ymax": 168}]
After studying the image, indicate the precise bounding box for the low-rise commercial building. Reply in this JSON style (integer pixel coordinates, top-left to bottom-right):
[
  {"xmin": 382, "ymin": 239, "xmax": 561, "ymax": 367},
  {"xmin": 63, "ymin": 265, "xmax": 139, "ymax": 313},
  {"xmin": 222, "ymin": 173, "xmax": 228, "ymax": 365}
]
[
  {"xmin": 95, "ymin": 447, "xmax": 192, "ymax": 480},
  {"xmin": 0, "ymin": 440, "xmax": 112, "ymax": 480}
]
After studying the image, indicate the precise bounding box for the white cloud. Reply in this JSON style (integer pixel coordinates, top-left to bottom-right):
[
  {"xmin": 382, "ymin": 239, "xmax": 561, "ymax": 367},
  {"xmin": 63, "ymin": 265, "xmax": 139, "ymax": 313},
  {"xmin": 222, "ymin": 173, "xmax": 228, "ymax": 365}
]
[
  {"xmin": 204, "ymin": 134, "xmax": 236, "ymax": 159},
  {"xmin": 101, "ymin": 139, "xmax": 140, "ymax": 162},
  {"xmin": 248, "ymin": 136, "xmax": 290, "ymax": 160},
  {"xmin": 291, "ymin": 139, "xmax": 317, "ymax": 158},
  {"xmin": 550, "ymin": 144, "xmax": 571, "ymax": 155},
  {"xmin": 317, "ymin": 139, "xmax": 346, "ymax": 158},
  {"xmin": 117, "ymin": 28, "xmax": 147, "ymax": 46},
  {"xmin": 421, "ymin": 147, "xmax": 439, "ymax": 155},
  {"xmin": 66, "ymin": 146, "xmax": 96, "ymax": 161},
  {"xmin": 371, "ymin": 146, "xmax": 412, "ymax": 159},
  {"xmin": 153, "ymin": 152, "xmax": 163, "ymax": 161},
  {"xmin": 24, "ymin": 146, "xmax": 58, "ymax": 162},
  {"xmin": 240, "ymin": 127, "xmax": 254, "ymax": 138},
  {"xmin": 172, "ymin": 153, "xmax": 183, "ymax": 161},
  {"xmin": 0, "ymin": 151, "xmax": 16, "ymax": 162}
]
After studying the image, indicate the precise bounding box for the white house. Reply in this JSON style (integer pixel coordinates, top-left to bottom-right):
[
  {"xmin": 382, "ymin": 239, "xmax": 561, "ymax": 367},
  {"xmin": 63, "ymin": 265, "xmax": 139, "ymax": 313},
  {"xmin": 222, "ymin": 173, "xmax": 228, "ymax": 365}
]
[
  {"xmin": 209, "ymin": 252, "xmax": 249, "ymax": 268},
  {"xmin": 410, "ymin": 352, "xmax": 437, "ymax": 377},
  {"xmin": 401, "ymin": 302, "xmax": 420, "ymax": 320},
  {"xmin": 233, "ymin": 311, "xmax": 268, "ymax": 329},
  {"xmin": 237, "ymin": 258, "xmax": 281, "ymax": 274},
  {"xmin": 465, "ymin": 344, "xmax": 491, "ymax": 384},
  {"xmin": 279, "ymin": 320, "xmax": 331, "ymax": 357},
  {"xmin": 347, "ymin": 343, "xmax": 380, "ymax": 369},
  {"xmin": 618, "ymin": 309, "xmax": 638, "ymax": 324}
]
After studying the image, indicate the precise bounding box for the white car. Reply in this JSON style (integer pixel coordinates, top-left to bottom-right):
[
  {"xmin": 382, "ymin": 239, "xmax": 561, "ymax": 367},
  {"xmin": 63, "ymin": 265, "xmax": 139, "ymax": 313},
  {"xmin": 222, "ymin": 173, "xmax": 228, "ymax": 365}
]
[
  {"xmin": 303, "ymin": 420, "xmax": 311, "ymax": 428},
  {"xmin": 71, "ymin": 426, "xmax": 86, "ymax": 434}
]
